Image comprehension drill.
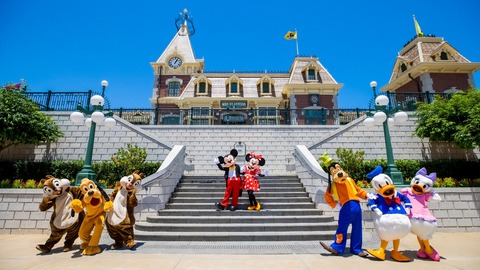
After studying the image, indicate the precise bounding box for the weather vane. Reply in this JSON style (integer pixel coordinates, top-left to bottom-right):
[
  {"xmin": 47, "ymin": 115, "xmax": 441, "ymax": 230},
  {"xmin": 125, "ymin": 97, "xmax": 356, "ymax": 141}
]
[{"xmin": 175, "ymin": 8, "xmax": 195, "ymax": 36}]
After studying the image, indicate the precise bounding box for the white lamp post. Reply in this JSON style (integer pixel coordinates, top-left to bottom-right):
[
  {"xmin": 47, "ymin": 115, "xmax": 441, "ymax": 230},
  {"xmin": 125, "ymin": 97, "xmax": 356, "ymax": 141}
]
[{"xmin": 69, "ymin": 80, "xmax": 116, "ymax": 186}]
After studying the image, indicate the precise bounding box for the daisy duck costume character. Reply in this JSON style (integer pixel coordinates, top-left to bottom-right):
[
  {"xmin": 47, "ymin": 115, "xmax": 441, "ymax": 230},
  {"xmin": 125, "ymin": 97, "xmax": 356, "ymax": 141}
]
[
  {"xmin": 241, "ymin": 152, "xmax": 267, "ymax": 211},
  {"xmin": 401, "ymin": 167, "xmax": 442, "ymax": 261},
  {"xmin": 366, "ymin": 166, "xmax": 412, "ymax": 262},
  {"xmin": 318, "ymin": 153, "xmax": 370, "ymax": 257},
  {"xmin": 215, "ymin": 149, "xmax": 242, "ymax": 211}
]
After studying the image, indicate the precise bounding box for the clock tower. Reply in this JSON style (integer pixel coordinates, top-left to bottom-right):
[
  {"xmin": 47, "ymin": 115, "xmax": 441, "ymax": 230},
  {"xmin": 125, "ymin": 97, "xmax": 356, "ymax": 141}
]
[{"xmin": 150, "ymin": 9, "xmax": 204, "ymax": 108}]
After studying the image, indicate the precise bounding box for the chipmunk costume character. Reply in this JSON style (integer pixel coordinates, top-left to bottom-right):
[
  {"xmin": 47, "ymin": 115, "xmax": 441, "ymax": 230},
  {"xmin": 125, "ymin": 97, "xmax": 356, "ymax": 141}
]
[
  {"xmin": 319, "ymin": 153, "xmax": 370, "ymax": 257},
  {"xmin": 106, "ymin": 171, "xmax": 143, "ymax": 250},
  {"xmin": 70, "ymin": 178, "xmax": 113, "ymax": 255},
  {"xmin": 36, "ymin": 175, "xmax": 84, "ymax": 253},
  {"xmin": 241, "ymin": 152, "xmax": 267, "ymax": 211},
  {"xmin": 401, "ymin": 167, "xmax": 442, "ymax": 261},
  {"xmin": 215, "ymin": 149, "xmax": 242, "ymax": 211},
  {"xmin": 366, "ymin": 166, "xmax": 412, "ymax": 262}
]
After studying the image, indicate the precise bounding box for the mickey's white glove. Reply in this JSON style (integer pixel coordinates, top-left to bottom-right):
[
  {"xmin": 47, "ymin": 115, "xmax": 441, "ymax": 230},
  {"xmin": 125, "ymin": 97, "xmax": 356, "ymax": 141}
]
[
  {"xmin": 374, "ymin": 208, "xmax": 383, "ymax": 216},
  {"xmin": 214, "ymin": 157, "xmax": 220, "ymax": 164},
  {"xmin": 405, "ymin": 207, "xmax": 411, "ymax": 215},
  {"xmin": 367, "ymin": 193, "xmax": 378, "ymax": 200},
  {"xmin": 263, "ymin": 168, "xmax": 269, "ymax": 177}
]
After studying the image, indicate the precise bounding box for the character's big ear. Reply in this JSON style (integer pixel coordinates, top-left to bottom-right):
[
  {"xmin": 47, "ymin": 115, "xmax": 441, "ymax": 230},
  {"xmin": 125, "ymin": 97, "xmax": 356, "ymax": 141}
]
[
  {"xmin": 230, "ymin": 149, "xmax": 238, "ymax": 157},
  {"xmin": 259, "ymin": 158, "xmax": 266, "ymax": 166},
  {"xmin": 218, "ymin": 156, "xmax": 225, "ymax": 164},
  {"xmin": 328, "ymin": 162, "xmax": 339, "ymax": 176},
  {"xmin": 245, "ymin": 153, "xmax": 251, "ymax": 162}
]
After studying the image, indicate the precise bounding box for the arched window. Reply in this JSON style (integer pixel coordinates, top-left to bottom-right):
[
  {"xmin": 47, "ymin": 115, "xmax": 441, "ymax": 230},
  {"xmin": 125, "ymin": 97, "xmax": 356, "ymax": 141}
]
[
  {"xmin": 440, "ymin": 51, "xmax": 448, "ymax": 60},
  {"xmin": 166, "ymin": 78, "xmax": 183, "ymax": 97}
]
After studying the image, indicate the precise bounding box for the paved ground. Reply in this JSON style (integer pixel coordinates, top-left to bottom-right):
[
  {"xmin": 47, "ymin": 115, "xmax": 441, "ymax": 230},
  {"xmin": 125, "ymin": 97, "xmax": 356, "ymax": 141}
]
[{"xmin": 1, "ymin": 231, "xmax": 479, "ymax": 270}]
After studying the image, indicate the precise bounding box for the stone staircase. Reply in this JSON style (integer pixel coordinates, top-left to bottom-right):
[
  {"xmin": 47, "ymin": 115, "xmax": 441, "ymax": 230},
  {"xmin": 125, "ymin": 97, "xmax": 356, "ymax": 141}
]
[{"xmin": 135, "ymin": 175, "xmax": 337, "ymax": 241}]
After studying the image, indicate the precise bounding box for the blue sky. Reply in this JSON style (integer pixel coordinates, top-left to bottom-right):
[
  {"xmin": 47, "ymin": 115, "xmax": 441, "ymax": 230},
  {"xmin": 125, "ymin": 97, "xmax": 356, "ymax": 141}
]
[{"xmin": 1, "ymin": 0, "xmax": 479, "ymax": 109}]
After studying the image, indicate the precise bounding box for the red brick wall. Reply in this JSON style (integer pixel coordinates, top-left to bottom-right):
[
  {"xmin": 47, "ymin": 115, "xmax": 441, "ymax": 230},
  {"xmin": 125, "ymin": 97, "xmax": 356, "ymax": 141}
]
[
  {"xmin": 430, "ymin": 73, "xmax": 470, "ymax": 91},
  {"xmin": 157, "ymin": 75, "xmax": 191, "ymax": 98}
]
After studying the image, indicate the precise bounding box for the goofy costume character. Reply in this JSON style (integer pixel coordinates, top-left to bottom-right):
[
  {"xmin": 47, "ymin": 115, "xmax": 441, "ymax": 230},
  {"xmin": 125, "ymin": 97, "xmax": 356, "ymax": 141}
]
[
  {"xmin": 215, "ymin": 149, "xmax": 242, "ymax": 211},
  {"xmin": 319, "ymin": 158, "xmax": 370, "ymax": 257}
]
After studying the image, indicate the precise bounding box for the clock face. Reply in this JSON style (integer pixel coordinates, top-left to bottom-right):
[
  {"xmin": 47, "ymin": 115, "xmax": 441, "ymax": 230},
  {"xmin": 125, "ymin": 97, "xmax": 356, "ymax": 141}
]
[{"xmin": 168, "ymin": 57, "xmax": 182, "ymax": 69}]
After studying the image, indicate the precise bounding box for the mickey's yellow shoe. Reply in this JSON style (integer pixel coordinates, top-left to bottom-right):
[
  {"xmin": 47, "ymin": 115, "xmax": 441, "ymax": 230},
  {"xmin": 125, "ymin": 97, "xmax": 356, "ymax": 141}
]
[
  {"xmin": 255, "ymin": 202, "xmax": 261, "ymax": 211},
  {"xmin": 247, "ymin": 205, "xmax": 255, "ymax": 210}
]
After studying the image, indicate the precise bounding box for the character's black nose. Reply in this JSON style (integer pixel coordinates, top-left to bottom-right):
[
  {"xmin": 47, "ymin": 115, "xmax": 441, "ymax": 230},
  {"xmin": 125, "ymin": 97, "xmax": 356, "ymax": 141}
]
[
  {"xmin": 88, "ymin": 190, "xmax": 94, "ymax": 196},
  {"xmin": 338, "ymin": 172, "xmax": 343, "ymax": 177}
]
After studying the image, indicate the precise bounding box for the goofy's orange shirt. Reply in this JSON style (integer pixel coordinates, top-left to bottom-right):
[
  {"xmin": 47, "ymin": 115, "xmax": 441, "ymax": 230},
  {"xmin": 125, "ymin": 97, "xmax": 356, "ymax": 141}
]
[{"xmin": 324, "ymin": 178, "xmax": 367, "ymax": 208}]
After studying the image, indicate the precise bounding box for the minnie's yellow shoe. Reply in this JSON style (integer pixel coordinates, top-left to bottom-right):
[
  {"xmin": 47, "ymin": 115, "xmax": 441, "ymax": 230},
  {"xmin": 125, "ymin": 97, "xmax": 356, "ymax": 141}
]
[
  {"xmin": 247, "ymin": 205, "xmax": 255, "ymax": 210},
  {"xmin": 255, "ymin": 202, "xmax": 261, "ymax": 211}
]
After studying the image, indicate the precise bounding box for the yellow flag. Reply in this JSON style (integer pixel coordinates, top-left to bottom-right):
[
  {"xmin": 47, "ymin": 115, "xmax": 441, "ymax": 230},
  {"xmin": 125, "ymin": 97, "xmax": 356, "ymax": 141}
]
[
  {"xmin": 284, "ymin": 31, "xmax": 297, "ymax": 40},
  {"xmin": 413, "ymin": 15, "xmax": 424, "ymax": 37}
]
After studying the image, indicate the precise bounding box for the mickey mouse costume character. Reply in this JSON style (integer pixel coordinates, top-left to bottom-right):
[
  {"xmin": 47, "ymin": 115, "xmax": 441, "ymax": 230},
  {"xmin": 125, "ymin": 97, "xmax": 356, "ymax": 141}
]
[
  {"xmin": 241, "ymin": 152, "xmax": 267, "ymax": 211},
  {"xmin": 318, "ymin": 153, "xmax": 370, "ymax": 257},
  {"xmin": 400, "ymin": 167, "xmax": 442, "ymax": 261},
  {"xmin": 366, "ymin": 166, "xmax": 412, "ymax": 262},
  {"xmin": 214, "ymin": 149, "xmax": 242, "ymax": 211}
]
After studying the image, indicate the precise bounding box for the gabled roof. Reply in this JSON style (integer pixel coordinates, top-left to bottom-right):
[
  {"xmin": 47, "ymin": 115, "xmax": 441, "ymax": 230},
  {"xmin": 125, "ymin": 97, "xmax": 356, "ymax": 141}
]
[{"xmin": 155, "ymin": 24, "xmax": 197, "ymax": 64}]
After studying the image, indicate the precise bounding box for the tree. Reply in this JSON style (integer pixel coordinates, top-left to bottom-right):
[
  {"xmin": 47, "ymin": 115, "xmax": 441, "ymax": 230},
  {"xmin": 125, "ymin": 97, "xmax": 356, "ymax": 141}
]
[
  {"xmin": 414, "ymin": 88, "xmax": 480, "ymax": 149},
  {"xmin": 0, "ymin": 80, "xmax": 63, "ymax": 153}
]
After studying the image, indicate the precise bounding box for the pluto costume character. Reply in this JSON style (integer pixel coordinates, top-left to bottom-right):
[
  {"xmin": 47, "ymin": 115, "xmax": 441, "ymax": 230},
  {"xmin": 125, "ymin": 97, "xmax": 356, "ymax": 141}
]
[
  {"xmin": 366, "ymin": 166, "xmax": 412, "ymax": 262},
  {"xmin": 70, "ymin": 178, "xmax": 113, "ymax": 255},
  {"xmin": 319, "ymin": 153, "xmax": 370, "ymax": 257},
  {"xmin": 106, "ymin": 171, "xmax": 143, "ymax": 250},
  {"xmin": 401, "ymin": 167, "xmax": 442, "ymax": 261},
  {"xmin": 36, "ymin": 175, "xmax": 84, "ymax": 253}
]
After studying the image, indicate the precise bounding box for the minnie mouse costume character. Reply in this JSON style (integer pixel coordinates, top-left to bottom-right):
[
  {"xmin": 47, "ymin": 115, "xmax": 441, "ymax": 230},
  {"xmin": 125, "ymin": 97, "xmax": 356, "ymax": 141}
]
[
  {"xmin": 241, "ymin": 152, "xmax": 266, "ymax": 211},
  {"xmin": 214, "ymin": 149, "xmax": 242, "ymax": 211}
]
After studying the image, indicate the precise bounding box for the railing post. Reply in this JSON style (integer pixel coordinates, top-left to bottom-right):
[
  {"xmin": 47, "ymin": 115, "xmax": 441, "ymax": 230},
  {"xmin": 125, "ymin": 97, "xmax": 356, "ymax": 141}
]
[
  {"xmin": 119, "ymin": 107, "xmax": 123, "ymax": 118},
  {"xmin": 154, "ymin": 107, "xmax": 158, "ymax": 125},
  {"xmin": 46, "ymin": 90, "xmax": 52, "ymax": 111},
  {"xmin": 87, "ymin": 90, "xmax": 93, "ymax": 111},
  {"xmin": 426, "ymin": 90, "xmax": 431, "ymax": 104}
]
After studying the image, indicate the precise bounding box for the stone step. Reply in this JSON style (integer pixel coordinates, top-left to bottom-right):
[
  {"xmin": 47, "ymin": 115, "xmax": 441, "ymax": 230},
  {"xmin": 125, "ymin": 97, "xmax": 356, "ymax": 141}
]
[
  {"xmin": 171, "ymin": 191, "xmax": 307, "ymax": 198},
  {"xmin": 134, "ymin": 230, "xmax": 334, "ymax": 241},
  {"xmin": 177, "ymin": 182, "xmax": 304, "ymax": 188},
  {"xmin": 144, "ymin": 215, "xmax": 334, "ymax": 224},
  {"xmin": 165, "ymin": 202, "xmax": 316, "ymax": 210},
  {"xmin": 169, "ymin": 196, "xmax": 313, "ymax": 203},
  {"xmin": 175, "ymin": 186, "xmax": 306, "ymax": 193},
  {"xmin": 154, "ymin": 208, "xmax": 324, "ymax": 216},
  {"xmin": 135, "ymin": 222, "xmax": 338, "ymax": 232}
]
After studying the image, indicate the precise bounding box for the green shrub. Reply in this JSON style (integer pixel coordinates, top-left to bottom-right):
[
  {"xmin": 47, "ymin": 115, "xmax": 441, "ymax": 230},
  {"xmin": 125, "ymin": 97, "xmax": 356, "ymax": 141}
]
[
  {"xmin": 12, "ymin": 179, "xmax": 23, "ymax": 188},
  {"xmin": 0, "ymin": 179, "xmax": 11, "ymax": 188},
  {"xmin": 24, "ymin": 179, "xmax": 38, "ymax": 188},
  {"xmin": 112, "ymin": 143, "xmax": 148, "ymax": 175}
]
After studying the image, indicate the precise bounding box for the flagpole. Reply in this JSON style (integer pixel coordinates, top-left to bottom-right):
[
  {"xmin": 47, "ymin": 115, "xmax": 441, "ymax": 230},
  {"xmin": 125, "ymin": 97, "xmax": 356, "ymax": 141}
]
[{"xmin": 295, "ymin": 29, "xmax": 299, "ymax": 55}]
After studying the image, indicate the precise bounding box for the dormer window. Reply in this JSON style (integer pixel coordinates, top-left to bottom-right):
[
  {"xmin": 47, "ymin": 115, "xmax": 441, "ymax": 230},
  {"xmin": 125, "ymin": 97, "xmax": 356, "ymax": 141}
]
[
  {"xmin": 401, "ymin": 63, "xmax": 407, "ymax": 72},
  {"xmin": 226, "ymin": 75, "xmax": 243, "ymax": 96},
  {"xmin": 257, "ymin": 76, "xmax": 275, "ymax": 96},
  {"xmin": 308, "ymin": 68, "xmax": 316, "ymax": 80},
  {"xmin": 194, "ymin": 75, "xmax": 212, "ymax": 97},
  {"xmin": 440, "ymin": 51, "xmax": 448, "ymax": 60},
  {"xmin": 302, "ymin": 62, "xmax": 321, "ymax": 82},
  {"xmin": 230, "ymin": 82, "xmax": 238, "ymax": 94},
  {"xmin": 262, "ymin": 82, "xmax": 270, "ymax": 94}
]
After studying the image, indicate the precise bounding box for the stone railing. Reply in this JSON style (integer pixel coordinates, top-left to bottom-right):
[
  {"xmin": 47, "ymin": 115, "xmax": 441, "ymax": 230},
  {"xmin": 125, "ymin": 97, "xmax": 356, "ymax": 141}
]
[{"xmin": 0, "ymin": 145, "xmax": 186, "ymax": 234}]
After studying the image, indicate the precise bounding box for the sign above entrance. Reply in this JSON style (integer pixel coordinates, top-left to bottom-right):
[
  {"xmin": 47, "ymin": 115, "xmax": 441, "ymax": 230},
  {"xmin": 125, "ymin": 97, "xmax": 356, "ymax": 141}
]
[{"xmin": 220, "ymin": 101, "xmax": 247, "ymax": 109}]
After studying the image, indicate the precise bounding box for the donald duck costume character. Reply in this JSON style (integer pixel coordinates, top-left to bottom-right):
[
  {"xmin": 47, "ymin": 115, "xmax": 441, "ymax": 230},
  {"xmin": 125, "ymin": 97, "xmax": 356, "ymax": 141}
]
[{"xmin": 366, "ymin": 166, "xmax": 412, "ymax": 262}]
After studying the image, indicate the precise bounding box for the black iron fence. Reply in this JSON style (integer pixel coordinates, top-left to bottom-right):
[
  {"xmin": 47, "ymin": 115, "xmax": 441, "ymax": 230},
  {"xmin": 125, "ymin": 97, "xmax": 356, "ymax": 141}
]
[{"xmin": 23, "ymin": 91, "xmax": 451, "ymax": 126}]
